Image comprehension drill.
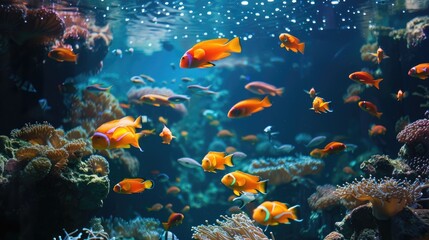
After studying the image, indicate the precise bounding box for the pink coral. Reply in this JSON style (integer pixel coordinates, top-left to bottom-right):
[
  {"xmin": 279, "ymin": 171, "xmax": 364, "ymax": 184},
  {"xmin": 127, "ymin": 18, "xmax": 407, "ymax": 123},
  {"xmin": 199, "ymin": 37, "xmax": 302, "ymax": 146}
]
[{"xmin": 397, "ymin": 119, "xmax": 429, "ymax": 144}]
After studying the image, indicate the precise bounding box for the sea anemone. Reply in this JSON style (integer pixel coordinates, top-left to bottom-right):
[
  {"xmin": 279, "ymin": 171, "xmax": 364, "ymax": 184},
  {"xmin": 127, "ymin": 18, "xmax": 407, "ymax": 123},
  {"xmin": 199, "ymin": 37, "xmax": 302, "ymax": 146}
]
[
  {"xmin": 11, "ymin": 122, "xmax": 56, "ymax": 146},
  {"xmin": 334, "ymin": 176, "xmax": 429, "ymax": 220},
  {"xmin": 86, "ymin": 155, "xmax": 110, "ymax": 176}
]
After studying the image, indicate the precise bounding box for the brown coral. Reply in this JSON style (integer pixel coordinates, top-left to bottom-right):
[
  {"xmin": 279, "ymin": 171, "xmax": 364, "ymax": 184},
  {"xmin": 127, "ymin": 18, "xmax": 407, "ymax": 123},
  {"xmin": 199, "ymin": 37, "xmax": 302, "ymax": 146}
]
[
  {"xmin": 308, "ymin": 185, "xmax": 341, "ymax": 210},
  {"xmin": 86, "ymin": 155, "xmax": 109, "ymax": 176},
  {"xmin": 334, "ymin": 176, "xmax": 428, "ymax": 220},
  {"xmin": 11, "ymin": 122, "xmax": 56, "ymax": 145}
]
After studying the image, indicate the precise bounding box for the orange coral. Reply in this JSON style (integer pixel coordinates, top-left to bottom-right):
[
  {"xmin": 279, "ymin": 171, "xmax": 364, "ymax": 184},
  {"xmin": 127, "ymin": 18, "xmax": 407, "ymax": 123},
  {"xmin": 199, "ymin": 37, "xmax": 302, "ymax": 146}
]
[
  {"xmin": 15, "ymin": 146, "xmax": 42, "ymax": 162},
  {"xmin": 334, "ymin": 176, "xmax": 429, "ymax": 220}
]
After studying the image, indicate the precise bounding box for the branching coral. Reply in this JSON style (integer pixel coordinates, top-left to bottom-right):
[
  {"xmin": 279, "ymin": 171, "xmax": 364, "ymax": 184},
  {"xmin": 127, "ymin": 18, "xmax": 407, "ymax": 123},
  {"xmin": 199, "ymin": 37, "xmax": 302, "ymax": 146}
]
[
  {"xmin": 245, "ymin": 155, "xmax": 324, "ymax": 185},
  {"xmin": 191, "ymin": 213, "xmax": 270, "ymax": 240},
  {"xmin": 334, "ymin": 176, "xmax": 429, "ymax": 220}
]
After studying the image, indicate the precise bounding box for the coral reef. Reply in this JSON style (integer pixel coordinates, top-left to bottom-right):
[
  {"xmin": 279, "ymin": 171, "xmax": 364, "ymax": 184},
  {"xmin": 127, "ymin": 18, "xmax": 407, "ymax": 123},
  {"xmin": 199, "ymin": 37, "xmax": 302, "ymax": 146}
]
[
  {"xmin": 359, "ymin": 42, "xmax": 378, "ymax": 63},
  {"xmin": 334, "ymin": 176, "xmax": 428, "ymax": 220},
  {"xmin": 102, "ymin": 216, "xmax": 162, "ymax": 240},
  {"xmin": 68, "ymin": 90, "xmax": 125, "ymax": 134},
  {"xmin": 0, "ymin": 122, "xmax": 110, "ymax": 239},
  {"xmin": 332, "ymin": 204, "xmax": 429, "ymax": 240},
  {"xmin": 359, "ymin": 154, "xmax": 411, "ymax": 178},
  {"xmin": 191, "ymin": 213, "xmax": 270, "ymax": 240},
  {"xmin": 308, "ymin": 185, "xmax": 341, "ymax": 210},
  {"xmin": 86, "ymin": 155, "xmax": 110, "ymax": 177},
  {"xmin": 405, "ymin": 16, "xmax": 429, "ymax": 48},
  {"xmin": 245, "ymin": 155, "xmax": 324, "ymax": 185}
]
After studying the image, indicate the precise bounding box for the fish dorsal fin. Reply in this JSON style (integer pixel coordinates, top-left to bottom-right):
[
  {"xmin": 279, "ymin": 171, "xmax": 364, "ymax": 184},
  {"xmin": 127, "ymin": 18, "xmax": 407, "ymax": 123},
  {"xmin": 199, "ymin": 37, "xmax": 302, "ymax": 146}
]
[
  {"xmin": 193, "ymin": 38, "xmax": 229, "ymax": 48},
  {"xmin": 124, "ymin": 178, "xmax": 144, "ymax": 182},
  {"xmin": 193, "ymin": 48, "xmax": 206, "ymax": 60},
  {"xmin": 235, "ymin": 170, "xmax": 260, "ymax": 182}
]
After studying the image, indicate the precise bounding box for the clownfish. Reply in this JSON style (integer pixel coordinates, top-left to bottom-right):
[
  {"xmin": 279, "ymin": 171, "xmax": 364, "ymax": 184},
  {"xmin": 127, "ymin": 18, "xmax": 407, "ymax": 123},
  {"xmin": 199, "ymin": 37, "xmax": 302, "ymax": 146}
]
[
  {"xmin": 179, "ymin": 37, "xmax": 242, "ymax": 68},
  {"xmin": 91, "ymin": 116, "xmax": 144, "ymax": 151},
  {"xmin": 252, "ymin": 201, "xmax": 302, "ymax": 226},
  {"xmin": 201, "ymin": 151, "xmax": 234, "ymax": 173},
  {"xmin": 113, "ymin": 178, "xmax": 154, "ymax": 194},
  {"xmin": 221, "ymin": 170, "xmax": 268, "ymax": 196}
]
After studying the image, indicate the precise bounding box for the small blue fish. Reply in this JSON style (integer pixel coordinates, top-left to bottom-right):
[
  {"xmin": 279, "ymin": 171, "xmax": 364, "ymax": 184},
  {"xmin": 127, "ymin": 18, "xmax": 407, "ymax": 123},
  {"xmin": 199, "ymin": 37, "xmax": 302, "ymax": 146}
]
[
  {"xmin": 38, "ymin": 99, "xmax": 51, "ymax": 111},
  {"xmin": 156, "ymin": 173, "xmax": 170, "ymax": 183},
  {"xmin": 344, "ymin": 143, "xmax": 358, "ymax": 153},
  {"xmin": 233, "ymin": 192, "xmax": 258, "ymax": 208},
  {"xmin": 86, "ymin": 84, "xmax": 112, "ymax": 92},
  {"xmin": 177, "ymin": 157, "xmax": 201, "ymax": 169},
  {"xmin": 305, "ymin": 136, "xmax": 327, "ymax": 148}
]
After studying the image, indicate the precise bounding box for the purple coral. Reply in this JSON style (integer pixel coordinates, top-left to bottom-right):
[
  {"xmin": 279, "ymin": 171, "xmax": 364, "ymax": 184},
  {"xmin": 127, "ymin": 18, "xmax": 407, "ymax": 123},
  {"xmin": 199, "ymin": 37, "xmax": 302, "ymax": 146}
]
[{"xmin": 397, "ymin": 119, "xmax": 429, "ymax": 145}]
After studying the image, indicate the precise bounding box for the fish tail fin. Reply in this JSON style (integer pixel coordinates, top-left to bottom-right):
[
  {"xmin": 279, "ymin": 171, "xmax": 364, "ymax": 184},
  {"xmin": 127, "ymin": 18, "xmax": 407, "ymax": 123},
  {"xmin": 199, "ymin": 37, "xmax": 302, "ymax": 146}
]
[
  {"xmin": 261, "ymin": 96, "xmax": 272, "ymax": 107},
  {"xmin": 298, "ymin": 42, "xmax": 305, "ymax": 54},
  {"xmin": 227, "ymin": 37, "xmax": 242, "ymax": 53},
  {"xmin": 224, "ymin": 154, "xmax": 234, "ymax": 167},
  {"xmin": 288, "ymin": 205, "xmax": 303, "ymax": 222},
  {"xmin": 277, "ymin": 88, "xmax": 284, "ymax": 96},
  {"xmin": 368, "ymin": 130, "xmax": 373, "ymax": 136},
  {"xmin": 373, "ymin": 78, "xmax": 383, "ymax": 89},
  {"xmin": 143, "ymin": 180, "xmax": 154, "ymax": 189},
  {"xmin": 376, "ymin": 112, "xmax": 383, "ymax": 119},
  {"xmin": 134, "ymin": 116, "xmax": 143, "ymax": 128},
  {"xmin": 162, "ymin": 222, "xmax": 169, "ymax": 231},
  {"xmin": 133, "ymin": 132, "xmax": 144, "ymax": 152},
  {"xmin": 258, "ymin": 179, "xmax": 268, "ymax": 194}
]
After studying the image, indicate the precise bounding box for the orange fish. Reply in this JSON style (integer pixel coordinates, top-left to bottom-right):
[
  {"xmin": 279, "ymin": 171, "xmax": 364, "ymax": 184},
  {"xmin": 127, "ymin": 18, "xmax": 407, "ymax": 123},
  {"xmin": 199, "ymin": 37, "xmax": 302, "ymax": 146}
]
[
  {"xmin": 141, "ymin": 129, "xmax": 156, "ymax": 136},
  {"xmin": 304, "ymin": 87, "xmax": 317, "ymax": 99},
  {"xmin": 140, "ymin": 94, "xmax": 175, "ymax": 107},
  {"xmin": 252, "ymin": 201, "xmax": 302, "ymax": 226},
  {"xmin": 370, "ymin": 47, "xmax": 389, "ymax": 64},
  {"xmin": 393, "ymin": 90, "xmax": 407, "ymax": 101},
  {"xmin": 201, "ymin": 151, "xmax": 234, "ymax": 173},
  {"xmin": 279, "ymin": 33, "xmax": 305, "ymax": 54},
  {"xmin": 310, "ymin": 96, "xmax": 332, "ymax": 113},
  {"xmin": 163, "ymin": 212, "xmax": 184, "ymax": 230},
  {"xmin": 245, "ymin": 81, "xmax": 284, "ymax": 96},
  {"xmin": 310, "ymin": 141, "xmax": 346, "ymax": 158},
  {"xmin": 225, "ymin": 146, "xmax": 237, "ymax": 154},
  {"xmin": 221, "ymin": 170, "xmax": 268, "ymax": 196},
  {"xmin": 159, "ymin": 125, "xmax": 175, "ymax": 144},
  {"xmin": 166, "ymin": 186, "xmax": 181, "ymax": 195},
  {"xmin": 228, "ymin": 96, "xmax": 271, "ymax": 118},
  {"xmin": 159, "ymin": 116, "xmax": 168, "ymax": 125},
  {"xmin": 217, "ymin": 129, "xmax": 235, "ymax": 138},
  {"xmin": 368, "ymin": 124, "xmax": 387, "ymax": 136},
  {"xmin": 349, "ymin": 71, "xmax": 383, "ymax": 89},
  {"xmin": 113, "ymin": 178, "xmax": 154, "ymax": 194},
  {"xmin": 343, "ymin": 95, "xmax": 361, "ymax": 104},
  {"xmin": 343, "ymin": 166, "xmax": 356, "ymax": 175},
  {"xmin": 147, "ymin": 203, "xmax": 163, "ymax": 212},
  {"xmin": 91, "ymin": 116, "xmax": 144, "ymax": 151},
  {"xmin": 181, "ymin": 205, "xmax": 191, "ymax": 213},
  {"xmin": 179, "ymin": 37, "xmax": 242, "ymax": 68},
  {"xmin": 48, "ymin": 47, "xmax": 78, "ymax": 63},
  {"xmin": 119, "ymin": 103, "xmax": 131, "ymax": 109},
  {"xmin": 241, "ymin": 134, "xmax": 259, "ymax": 143},
  {"xmin": 358, "ymin": 101, "xmax": 382, "ymax": 118},
  {"xmin": 408, "ymin": 63, "xmax": 429, "ymax": 80}
]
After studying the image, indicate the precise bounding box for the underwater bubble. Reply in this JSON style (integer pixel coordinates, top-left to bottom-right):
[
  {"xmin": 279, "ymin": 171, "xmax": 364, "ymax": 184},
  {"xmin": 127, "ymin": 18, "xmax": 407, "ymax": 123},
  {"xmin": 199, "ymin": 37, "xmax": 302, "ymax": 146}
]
[{"xmin": 241, "ymin": 1, "xmax": 249, "ymax": 5}]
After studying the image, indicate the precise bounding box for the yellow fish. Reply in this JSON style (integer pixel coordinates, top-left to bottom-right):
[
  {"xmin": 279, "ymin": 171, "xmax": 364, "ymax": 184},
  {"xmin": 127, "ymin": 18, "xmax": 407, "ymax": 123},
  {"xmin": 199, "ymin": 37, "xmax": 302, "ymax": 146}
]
[{"xmin": 201, "ymin": 151, "xmax": 234, "ymax": 173}]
